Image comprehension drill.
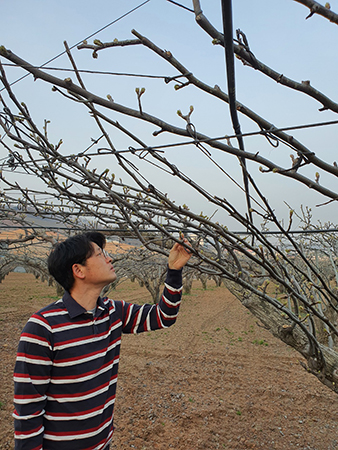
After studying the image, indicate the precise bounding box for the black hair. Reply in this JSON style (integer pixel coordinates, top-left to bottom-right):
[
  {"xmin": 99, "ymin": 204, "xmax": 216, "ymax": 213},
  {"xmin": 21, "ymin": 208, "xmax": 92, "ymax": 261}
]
[{"xmin": 48, "ymin": 231, "xmax": 106, "ymax": 292}]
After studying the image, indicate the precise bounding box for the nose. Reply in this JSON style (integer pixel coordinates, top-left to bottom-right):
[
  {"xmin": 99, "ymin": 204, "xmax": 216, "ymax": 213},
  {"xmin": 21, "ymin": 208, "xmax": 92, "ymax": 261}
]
[{"xmin": 103, "ymin": 249, "xmax": 112, "ymax": 262}]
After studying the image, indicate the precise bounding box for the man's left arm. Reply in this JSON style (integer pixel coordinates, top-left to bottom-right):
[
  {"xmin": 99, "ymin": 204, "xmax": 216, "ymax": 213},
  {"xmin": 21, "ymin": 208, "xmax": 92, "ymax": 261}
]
[
  {"xmin": 121, "ymin": 237, "xmax": 191, "ymax": 334},
  {"xmin": 120, "ymin": 267, "xmax": 182, "ymax": 334}
]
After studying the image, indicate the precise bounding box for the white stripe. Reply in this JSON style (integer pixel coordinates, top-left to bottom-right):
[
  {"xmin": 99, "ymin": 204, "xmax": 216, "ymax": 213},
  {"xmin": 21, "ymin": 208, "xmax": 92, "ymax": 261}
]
[
  {"xmin": 123, "ymin": 301, "xmax": 133, "ymax": 327},
  {"xmin": 98, "ymin": 436, "xmax": 113, "ymax": 450},
  {"xmin": 156, "ymin": 310, "xmax": 167, "ymax": 329},
  {"xmin": 43, "ymin": 310, "xmax": 68, "ymax": 318},
  {"xmin": 13, "ymin": 409, "xmax": 45, "ymax": 420},
  {"xmin": 52, "ymin": 321, "xmax": 93, "ymax": 333},
  {"xmin": 158, "ymin": 307, "xmax": 178, "ymax": 319},
  {"xmin": 164, "ymin": 282, "xmax": 182, "ymax": 292},
  {"xmin": 44, "ymin": 398, "xmax": 115, "ymax": 421},
  {"xmin": 20, "ymin": 336, "xmax": 52, "ymax": 351},
  {"xmin": 95, "ymin": 315, "xmax": 111, "ymax": 325},
  {"xmin": 162, "ymin": 293, "xmax": 181, "ymax": 307},
  {"xmin": 133, "ymin": 305, "xmax": 145, "ymax": 334},
  {"xmin": 53, "ymin": 339, "xmax": 120, "ymax": 367},
  {"xmin": 52, "ymin": 314, "xmax": 110, "ymax": 334},
  {"xmin": 146, "ymin": 305, "xmax": 156, "ymax": 330},
  {"xmin": 15, "ymin": 425, "xmax": 44, "ymax": 440},
  {"xmin": 51, "ymin": 358, "xmax": 119, "ymax": 384},
  {"xmin": 14, "ymin": 395, "xmax": 47, "ymax": 405},
  {"xmin": 29, "ymin": 316, "xmax": 52, "ymax": 333},
  {"xmin": 47, "ymin": 378, "xmax": 117, "ymax": 403},
  {"xmin": 44, "ymin": 414, "xmax": 112, "ymax": 441},
  {"xmin": 95, "ymin": 432, "xmax": 113, "ymax": 450},
  {"xmin": 105, "ymin": 298, "xmax": 115, "ymax": 311},
  {"xmin": 16, "ymin": 355, "xmax": 52, "ymax": 366},
  {"xmin": 54, "ymin": 321, "xmax": 121, "ymax": 350},
  {"xmin": 14, "ymin": 376, "xmax": 50, "ymax": 385}
]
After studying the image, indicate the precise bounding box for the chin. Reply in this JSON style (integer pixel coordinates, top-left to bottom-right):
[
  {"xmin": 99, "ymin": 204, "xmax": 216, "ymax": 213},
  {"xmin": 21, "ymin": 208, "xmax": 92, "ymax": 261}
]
[{"xmin": 110, "ymin": 273, "xmax": 117, "ymax": 283}]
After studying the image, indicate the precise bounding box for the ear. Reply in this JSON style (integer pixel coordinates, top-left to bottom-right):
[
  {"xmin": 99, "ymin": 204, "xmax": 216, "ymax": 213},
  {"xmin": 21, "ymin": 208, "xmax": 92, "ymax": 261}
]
[{"xmin": 72, "ymin": 263, "xmax": 86, "ymax": 281}]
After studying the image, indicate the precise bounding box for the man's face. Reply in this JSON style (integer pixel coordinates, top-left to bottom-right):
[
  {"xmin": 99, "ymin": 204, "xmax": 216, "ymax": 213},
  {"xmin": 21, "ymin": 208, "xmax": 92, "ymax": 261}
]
[{"xmin": 80, "ymin": 242, "xmax": 117, "ymax": 288}]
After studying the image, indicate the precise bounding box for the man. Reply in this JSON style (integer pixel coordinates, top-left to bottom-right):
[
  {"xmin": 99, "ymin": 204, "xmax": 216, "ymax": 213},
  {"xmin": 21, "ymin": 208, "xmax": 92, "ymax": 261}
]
[{"xmin": 13, "ymin": 231, "xmax": 191, "ymax": 450}]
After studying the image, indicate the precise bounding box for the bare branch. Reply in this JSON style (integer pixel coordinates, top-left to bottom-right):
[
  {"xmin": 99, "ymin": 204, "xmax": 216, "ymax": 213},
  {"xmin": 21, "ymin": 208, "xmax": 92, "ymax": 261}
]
[{"xmin": 294, "ymin": 0, "xmax": 338, "ymax": 24}]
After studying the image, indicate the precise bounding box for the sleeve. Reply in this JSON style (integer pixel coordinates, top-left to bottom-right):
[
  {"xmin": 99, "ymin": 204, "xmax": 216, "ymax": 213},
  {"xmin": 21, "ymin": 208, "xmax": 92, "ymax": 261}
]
[
  {"xmin": 13, "ymin": 313, "xmax": 53, "ymax": 450},
  {"xmin": 120, "ymin": 267, "xmax": 183, "ymax": 334}
]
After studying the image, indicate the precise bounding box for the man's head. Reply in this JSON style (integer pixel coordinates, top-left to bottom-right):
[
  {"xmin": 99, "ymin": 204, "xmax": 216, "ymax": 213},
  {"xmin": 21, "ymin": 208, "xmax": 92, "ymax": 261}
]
[{"xmin": 48, "ymin": 231, "xmax": 109, "ymax": 292}]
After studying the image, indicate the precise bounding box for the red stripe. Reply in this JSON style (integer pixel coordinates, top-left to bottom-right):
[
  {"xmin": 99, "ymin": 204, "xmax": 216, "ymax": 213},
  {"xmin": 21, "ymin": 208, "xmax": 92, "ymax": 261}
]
[
  {"xmin": 52, "ymin": 356, "xmax": 119, "ymax": 380},
  {"xmin": 123, "ymin": 303, "xmax": 132, "ymax": 327},
  {"xmin": 159, "ymin": 308, "xmax": 176, "ymax": 323},
  {"xmin": 55, "ymin": 337, "xmax": 120, "ymax": 364},
  {"xmin": 52, "ymin": 318, "xmax": 90, "ymax": 329},
  {"xmin": 155, "ymin": 305, "xmax": 162, "ymax": 328},
  {"xmin": 42, "ymin": 307, "xmax": 63, "ymax": 315},
  {"xmin": 14, "ymin": 424, "xmax": 42, "ymax": 436},
  {"xmin": 47, "ymin": 415, "xmax": 112, "ymax": 437},
  {"xmin": 16, "ymin": 352, "xmax": 50, "ymax": 362},
  {"xmin": 31, "ymin": 314, "xmax": 50, "ymax": 326},
  {"xmin": 143, "ymin": 314, "xmax": 149, "ymax": 332},
  {"xmin": 14, "ymin": 373, "xmax": 50, "ymax": 381},
  {"xmin": 161, "ymin": 296, "xmax": 179, "ymax": 308},
  {"xmin": 130, "ymin": 308, "xmax": 140, "ymax": 333},
  {"xmin": 56, "ymin": 320, "xmax": 120, "ymax": 347},
  {"xmin": 14, "ymin": 393, "xmax": 44, "ymax": 400},
  {"xmin": 85, "ymin": 431, "xmax": 114, "ymax": 450},
  {"xmin": 21, "ymin": 332, "xmax": 49, "ymax": 345},
  {"xmin": 165, "ymin": 286, "xmax": 182, "ymax": 295},
  {"xmin": 46, "ymin": 393, "xmax": 115, "ymax": 417},
  {"xmin": 13, "ymin": 408, "xmax": 41, "ymax": 417},
  {"xmin": 48, "ymin": 374, "xmax": 117, "ymax": 399}
]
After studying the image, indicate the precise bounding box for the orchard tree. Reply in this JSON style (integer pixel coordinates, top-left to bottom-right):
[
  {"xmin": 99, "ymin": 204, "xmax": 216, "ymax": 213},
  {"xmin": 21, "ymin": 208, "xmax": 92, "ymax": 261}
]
[
  {"xmin": 0, "ymin": 191, "xmax": 81, "ymax": 295},
  {"xmin": 0, "ymin": 1, "xmax": 338, "ymax": 392}
]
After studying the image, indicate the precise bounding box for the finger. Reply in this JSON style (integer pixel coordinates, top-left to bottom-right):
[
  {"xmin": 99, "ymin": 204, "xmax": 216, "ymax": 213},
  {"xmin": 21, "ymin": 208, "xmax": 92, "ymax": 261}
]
[{"xmin": 171, "ymin": 242, "xmax": 181, "ymax": 251}]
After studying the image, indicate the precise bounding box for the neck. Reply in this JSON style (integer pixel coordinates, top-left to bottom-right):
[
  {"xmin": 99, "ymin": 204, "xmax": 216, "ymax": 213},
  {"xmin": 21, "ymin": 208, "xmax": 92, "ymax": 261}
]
[{"xmin": 69, "ymin": 284, "xmax": 102, "ymax": 311}]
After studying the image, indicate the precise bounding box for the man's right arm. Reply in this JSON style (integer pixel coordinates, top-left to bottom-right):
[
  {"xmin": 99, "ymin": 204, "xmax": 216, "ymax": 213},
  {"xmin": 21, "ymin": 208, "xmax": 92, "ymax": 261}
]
[{"xmin": 13, "ymin": 314, "xmax": 53, "ymax": 450}]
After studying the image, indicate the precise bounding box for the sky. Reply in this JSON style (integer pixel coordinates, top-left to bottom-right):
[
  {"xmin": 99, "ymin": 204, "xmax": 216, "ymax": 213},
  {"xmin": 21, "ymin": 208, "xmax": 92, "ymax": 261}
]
[{"xmin": 0, "ymin": 0, "xmax": 337, "ymax": 231}]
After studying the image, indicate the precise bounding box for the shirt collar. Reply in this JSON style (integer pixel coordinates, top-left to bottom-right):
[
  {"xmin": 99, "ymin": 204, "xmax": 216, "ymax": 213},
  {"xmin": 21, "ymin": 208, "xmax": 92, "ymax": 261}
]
[{"xmin": 62, "ymin": 291, "xmax": 109, "ymax": 319}]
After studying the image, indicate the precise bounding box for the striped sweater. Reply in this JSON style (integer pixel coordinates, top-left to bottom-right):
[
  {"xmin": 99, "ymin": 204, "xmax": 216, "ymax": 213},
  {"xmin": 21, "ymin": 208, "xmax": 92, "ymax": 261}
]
[{"xmin": 13, "ymin": 268, "xmax": 183, "ymax": 450}]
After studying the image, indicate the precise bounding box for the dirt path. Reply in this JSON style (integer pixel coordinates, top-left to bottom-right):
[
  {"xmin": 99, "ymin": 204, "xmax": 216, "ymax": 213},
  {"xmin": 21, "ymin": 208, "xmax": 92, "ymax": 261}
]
[{"xmin": 0, "ymin": 273, "xmax": 337, "ymax": 449}]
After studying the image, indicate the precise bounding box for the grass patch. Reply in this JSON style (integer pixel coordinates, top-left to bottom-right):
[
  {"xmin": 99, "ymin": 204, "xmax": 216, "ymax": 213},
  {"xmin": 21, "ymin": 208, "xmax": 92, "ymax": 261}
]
[{"xmin": 252, "ymin": 339, "xmax": 268, "ymax": 346}]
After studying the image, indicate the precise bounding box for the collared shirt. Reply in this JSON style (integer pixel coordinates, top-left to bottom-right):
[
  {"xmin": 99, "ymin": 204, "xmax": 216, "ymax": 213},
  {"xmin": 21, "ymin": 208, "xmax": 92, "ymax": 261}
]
[{"xmin": 13, "ymin": 268, "xmax": 183, "ymax": 450}]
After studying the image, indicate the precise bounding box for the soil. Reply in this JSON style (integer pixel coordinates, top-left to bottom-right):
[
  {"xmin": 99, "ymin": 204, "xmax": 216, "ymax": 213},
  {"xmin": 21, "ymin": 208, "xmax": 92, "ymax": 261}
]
[{"xmin": 0, "ymin": 272, "xmax": 337, "ymax": 450}]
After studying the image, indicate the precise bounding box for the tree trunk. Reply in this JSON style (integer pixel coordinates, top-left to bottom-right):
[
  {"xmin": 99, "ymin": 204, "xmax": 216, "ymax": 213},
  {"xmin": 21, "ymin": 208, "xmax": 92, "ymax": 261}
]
[{"xmin": 224, "ymin": 279, "xmax": 338, "ymax": 393}]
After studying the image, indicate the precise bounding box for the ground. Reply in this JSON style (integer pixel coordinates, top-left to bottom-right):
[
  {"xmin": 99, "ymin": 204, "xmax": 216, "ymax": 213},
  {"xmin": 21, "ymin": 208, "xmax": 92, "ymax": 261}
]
[{"xmin": 0, "ymin": 273, "xmax": 337, "ymax": 450}]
